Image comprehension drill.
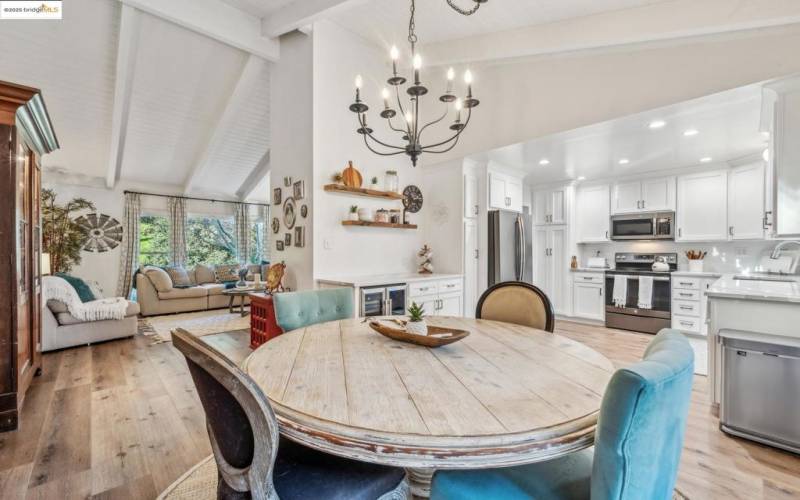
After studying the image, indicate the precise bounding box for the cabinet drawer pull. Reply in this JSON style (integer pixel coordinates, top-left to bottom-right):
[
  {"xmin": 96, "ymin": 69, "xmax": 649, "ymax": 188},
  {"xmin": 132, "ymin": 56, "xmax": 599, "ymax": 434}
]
[
  {"xmin": 679, "ymin": 292, "xmax": 693, "ymax": 297},
  {"xmin": 583, "ymin": 276, "xmax": 593, "ymax": 280},
  {"xmin": 680, "ymin": 321, "xmax": 694, "ymax": 327},
  {"xmin": 679, "ymin": 306, "xmax": 693, "ymax": 310}
]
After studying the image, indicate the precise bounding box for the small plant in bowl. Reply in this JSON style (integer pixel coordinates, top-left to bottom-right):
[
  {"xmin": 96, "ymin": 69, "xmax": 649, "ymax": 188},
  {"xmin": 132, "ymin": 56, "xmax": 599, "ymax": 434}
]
[
  {"xmin": 348, "ymin": 205, "xmax": 359, "ymax": 221},
  {"xmin": 406, "ymin": 302, "xmax": 428, "ymax": 336},
  {"xmin": 371, "ymin": 176, "xmax": 379, "ymax": 187}
]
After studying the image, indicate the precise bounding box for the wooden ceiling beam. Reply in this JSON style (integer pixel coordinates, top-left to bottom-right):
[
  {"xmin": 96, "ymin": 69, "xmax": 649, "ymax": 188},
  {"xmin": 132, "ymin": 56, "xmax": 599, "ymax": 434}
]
[
  {"xmin": 261, "ymin": 0, "xmax": 364, "ymax": 38},
  {"xmin": 236, "ymin": 149, "xmax": 270, "ymax": 201}
]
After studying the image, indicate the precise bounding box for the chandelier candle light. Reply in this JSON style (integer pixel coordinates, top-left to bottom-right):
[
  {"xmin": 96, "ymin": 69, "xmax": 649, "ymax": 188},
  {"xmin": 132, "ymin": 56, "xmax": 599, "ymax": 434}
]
[{"xmin": 349, "ymin": 0, "xmax": 481, "ymax": 167}]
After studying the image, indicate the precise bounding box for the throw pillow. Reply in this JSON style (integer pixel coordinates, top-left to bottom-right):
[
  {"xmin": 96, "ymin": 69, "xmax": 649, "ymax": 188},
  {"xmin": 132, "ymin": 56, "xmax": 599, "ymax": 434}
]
[
  {"xmin": 194, "ymin": 264, "xmax": 216, "ymax": 285},
  {"xmin": 165, "ymin": 266, "xmax": 192, "ymax": 287},
  {"xmin": 54, "ymin": 273, "xmax": 96, "ymax": 303},
  {"xmin": 143, "ymin": 266, "xmax": 174, "ymax": 293},
  {"xmin": 245, "ymin": 264, "xmax": 262, "ymax": 281},
  {"xmin": 214, "ymin": 264, "xmax": 240, "ymax": 283}
]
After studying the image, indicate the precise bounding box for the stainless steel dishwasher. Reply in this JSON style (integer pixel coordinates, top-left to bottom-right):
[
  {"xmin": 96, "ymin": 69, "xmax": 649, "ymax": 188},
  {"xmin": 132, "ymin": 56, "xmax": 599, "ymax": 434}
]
[{"xmin": 720, "ymin": 334, "xmax": 800, "ymax": 454}]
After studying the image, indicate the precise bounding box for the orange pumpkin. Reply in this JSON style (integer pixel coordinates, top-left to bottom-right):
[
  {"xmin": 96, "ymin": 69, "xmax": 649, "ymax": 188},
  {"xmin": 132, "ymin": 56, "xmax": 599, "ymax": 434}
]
[{"xmin": 342, "ymin": 161, "xmax": 363, "ymax": 188}]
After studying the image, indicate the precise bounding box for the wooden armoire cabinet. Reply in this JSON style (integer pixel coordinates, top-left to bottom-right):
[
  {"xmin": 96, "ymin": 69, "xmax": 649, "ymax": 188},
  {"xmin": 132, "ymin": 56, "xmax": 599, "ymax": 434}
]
[{"xmin": 0, "ymin": 81, "xmax": 58, "ymax": 432}]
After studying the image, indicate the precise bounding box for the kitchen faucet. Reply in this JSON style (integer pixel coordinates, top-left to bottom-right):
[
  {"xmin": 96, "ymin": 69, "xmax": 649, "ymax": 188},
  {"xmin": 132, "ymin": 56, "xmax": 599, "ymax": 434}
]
[{"xmin": 770, "ymin": 240, "xmax": 800, "ymax": 259}]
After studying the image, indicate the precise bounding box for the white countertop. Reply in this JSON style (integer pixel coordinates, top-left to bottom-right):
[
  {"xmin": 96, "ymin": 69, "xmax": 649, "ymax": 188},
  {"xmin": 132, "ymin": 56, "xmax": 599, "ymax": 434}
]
[
  {"xmin": 317, "ymin": 273, "xmax": 463, "ymax": 288},
  {"xmin": 570, "ymin": 267, "xmax": 610, "ymax": 273},
  {"xmin": 706, "ymin": 274, "xmax": 800, "ymax": 303},
  {"xmin": 671, "ymin": 271, "xmax": 723, "ymax": 278}
]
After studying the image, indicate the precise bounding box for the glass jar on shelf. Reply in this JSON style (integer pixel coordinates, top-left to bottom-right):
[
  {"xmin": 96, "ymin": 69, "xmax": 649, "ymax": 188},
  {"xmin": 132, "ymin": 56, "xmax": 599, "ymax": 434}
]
[{"xmin": 384, "ymin": 170, "xmax": 399, "ymax": 193}]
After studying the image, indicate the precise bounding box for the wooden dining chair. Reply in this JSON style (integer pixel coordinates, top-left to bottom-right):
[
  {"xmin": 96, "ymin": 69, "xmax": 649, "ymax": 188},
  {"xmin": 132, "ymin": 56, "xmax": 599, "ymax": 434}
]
[
  {"xmin": 170, "ymin": 329, "xmax": 407, "ymax": 500},
  {"xmin": 430, "ymin": 329, "xmax": 695, "ymax": 500},
  {"xmin": 273, "ymin": 288, "xmax": 354, "ymax": 332},
  {"xmin": 475, "ymin": 281, "xmax": 555, "ymax": 332}
]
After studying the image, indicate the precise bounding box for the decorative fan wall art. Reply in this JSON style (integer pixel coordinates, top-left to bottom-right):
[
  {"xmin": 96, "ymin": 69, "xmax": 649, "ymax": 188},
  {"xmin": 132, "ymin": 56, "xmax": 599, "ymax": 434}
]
[{"xmin": 73, "ymin": 213, "xmax": 123, "ymax": 253}]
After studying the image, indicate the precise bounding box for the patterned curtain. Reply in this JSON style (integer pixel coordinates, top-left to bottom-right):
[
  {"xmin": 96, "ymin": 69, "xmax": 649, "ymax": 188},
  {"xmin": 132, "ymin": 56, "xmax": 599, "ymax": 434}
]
[
  {"xmin": 116, "ymin": 192, "xmax": 141, "ymax": 299},
  {"xmin": 167, "ymin": 197, "xmax": 187, "ymax": 267},
  {"xmin": 234, "ymin": 203, "xmax": 249, "ymax": 265},
  {"xmin": 258, "ymin": 204, "xmax": 270, "ymax": 263}
]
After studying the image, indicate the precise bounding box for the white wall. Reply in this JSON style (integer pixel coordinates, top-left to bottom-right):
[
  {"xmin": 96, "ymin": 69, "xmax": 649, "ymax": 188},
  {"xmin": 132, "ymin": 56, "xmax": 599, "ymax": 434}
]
[
  {"xmin": 422, "ymin": 24, "xmax": 800, "ymax": 164},
  {"xmin": 421, "ymin": 159, "xmax": 464, "ymax": 274},
  {"xmin": 270, "ymin": 31, "xmax": 314, "ymax": 291},
  {"xmin": 312, "ymin": 20, "xmax": 426, "ymax": 280}
]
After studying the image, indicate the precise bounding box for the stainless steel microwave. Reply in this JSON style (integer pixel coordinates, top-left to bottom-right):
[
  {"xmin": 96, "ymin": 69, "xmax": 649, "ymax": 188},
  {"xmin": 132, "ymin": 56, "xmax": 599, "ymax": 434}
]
[{"xmin": 610, "ymin": 212, "xmax": 675, "ymax": 240}]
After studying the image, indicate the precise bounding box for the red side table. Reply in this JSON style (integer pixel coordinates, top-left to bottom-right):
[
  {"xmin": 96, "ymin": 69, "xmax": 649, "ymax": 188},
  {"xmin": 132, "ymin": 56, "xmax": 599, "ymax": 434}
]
[{"xmin": 250, "ymin": 293, "xmax": 283, "ymax": 349}]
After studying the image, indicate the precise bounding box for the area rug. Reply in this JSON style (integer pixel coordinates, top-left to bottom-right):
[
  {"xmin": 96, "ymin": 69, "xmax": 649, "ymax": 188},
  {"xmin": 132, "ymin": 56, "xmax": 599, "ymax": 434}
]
[{"xmin": 139, "ymin": 309, "xmax": 250, "ymax": 343}]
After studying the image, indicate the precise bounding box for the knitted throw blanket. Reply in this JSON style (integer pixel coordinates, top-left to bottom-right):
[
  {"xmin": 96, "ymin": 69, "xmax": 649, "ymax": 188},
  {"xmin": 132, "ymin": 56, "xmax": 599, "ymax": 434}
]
[{"xmin": 43, "ymin": 276, "xmax": 129, "ymax": 322}]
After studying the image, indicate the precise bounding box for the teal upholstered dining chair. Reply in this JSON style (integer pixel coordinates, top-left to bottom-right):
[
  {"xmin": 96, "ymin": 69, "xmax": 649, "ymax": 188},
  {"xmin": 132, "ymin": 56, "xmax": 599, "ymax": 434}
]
[
  {"xmin": 431, "ymin": 329, "xmax": 694, "ymax": 500},
  {"xmin": 273, "ymin": 289, "xmax": 355, "ymax": 332}
]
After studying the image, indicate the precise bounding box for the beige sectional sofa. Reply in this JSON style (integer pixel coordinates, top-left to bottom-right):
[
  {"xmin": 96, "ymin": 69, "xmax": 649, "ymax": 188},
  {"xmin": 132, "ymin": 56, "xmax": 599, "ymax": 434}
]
[
  {"xmin": 136, "ymin": 264, "xmax": 262, "ymax": 317},
  {"xmin": 43, "ymin": 299, "xmax": 140, "ymax": 351}
]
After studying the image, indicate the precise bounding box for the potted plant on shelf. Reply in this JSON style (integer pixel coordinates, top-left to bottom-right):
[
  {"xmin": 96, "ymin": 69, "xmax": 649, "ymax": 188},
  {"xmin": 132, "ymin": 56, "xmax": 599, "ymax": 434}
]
[
  {"xmin": 406, "ymin": 302, "xmax": 428, "ymax": 336},
  {"xmin": 348, "ymin": 205, "xmax": 359, "ymax": 221},
  {"xmin": 370, "ymin": 176, "xmax": 379, "ymax": 188}
]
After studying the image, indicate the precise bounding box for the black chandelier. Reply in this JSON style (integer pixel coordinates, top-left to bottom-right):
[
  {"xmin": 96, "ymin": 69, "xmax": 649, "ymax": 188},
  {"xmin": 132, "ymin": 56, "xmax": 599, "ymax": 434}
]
[{"xmin": 349, "ymin": 0, "xmax": 484, "ymax": 167}]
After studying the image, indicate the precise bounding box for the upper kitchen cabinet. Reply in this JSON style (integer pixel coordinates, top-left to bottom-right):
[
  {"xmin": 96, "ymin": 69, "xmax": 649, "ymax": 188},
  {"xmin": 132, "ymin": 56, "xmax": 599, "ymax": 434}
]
[
  {"xmin": 576, "ymin": 184, "xmax": 610, "ymax": 242},
  {"xmin": 533, "ymin": 186, "xmax": 567, "ymax": 225},
  {"xmin": 728, "ymin": 162, "xmax": 765, "ymax": 240},
  {"xmin": 677, "ymin": 170, "xmax": 728, "ymax": 241},
  {"xmin": 488, "ymin": 170, "xmax": 524, "ymax": 213},
  {"xmin": 768, "ymin": 77, "xmax": 800, "ymax": 237},
  {"xmin": 611, "ymin": 176, "xmax": 675, "ymax": 214},
  {"xmin": 463, "ymin": 172, "xmax": 479, "ymax": 219}
]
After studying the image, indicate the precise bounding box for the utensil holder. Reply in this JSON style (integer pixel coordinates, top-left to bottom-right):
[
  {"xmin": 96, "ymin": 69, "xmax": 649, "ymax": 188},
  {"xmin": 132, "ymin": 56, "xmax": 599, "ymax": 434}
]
[{"xmin": 689, "ymin": 260, "xmax": 704, "ymax": 273}]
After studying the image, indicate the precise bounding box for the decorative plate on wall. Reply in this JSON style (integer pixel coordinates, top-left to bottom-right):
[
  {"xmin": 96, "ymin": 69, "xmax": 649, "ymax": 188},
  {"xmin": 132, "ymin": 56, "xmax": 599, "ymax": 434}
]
[
  {"xmin": 73, "ymin": 213, "xmax": 123, "ymax": 252},
  {"xmin": 283, "ymin": 197, "xmax": 297, "ymax": 229},
  {"xmin": 402, "ymin": 185, "xmax": 423, "ymax": 213}
]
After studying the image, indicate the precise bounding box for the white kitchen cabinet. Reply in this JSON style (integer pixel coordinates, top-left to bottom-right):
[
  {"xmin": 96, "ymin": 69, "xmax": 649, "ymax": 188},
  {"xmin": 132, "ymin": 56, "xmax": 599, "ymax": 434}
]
[
  {"xmin": 533, "ymin": 225, "xmax": 568, "ymax": 315},
  {"xmin": 676, "ymin": 170, "xmax": 728, "ymax": 241},
  {"xmin": 489, "ymin": 172, "xmax": 524, "ymax": 212},
  {"xmin": 672, "ymin": 276, "xmax": 718, "ymax": 336},
  {"xmin": 612, "ymin": 177, "xmax": 675, "ymax": 214},
  {"xmin": 576, "ymin": 184, "xmax": 610, "ymax": 242},
  {"xmin": 533, "ymin": 187, "xmax": 567, "ymax": 225},
  {"xmin": 463, "ymin": 172, "xmax": 479, "ymax": 219},
  {"xmin": 572, "ymin": 273, "xmax": 604, "ymax": 321},
  {"xmin": 728, "ymin": 163, "xmax": 765, "ymax": 240},
  {"xmin": 438, "ymin": 294, "xmax": 463, "ymax": 316},
  {"xmin": 408, "ymin": 277, "xmax": 464, "ymax": 317},
  {"xmin": 769, "ymin": 77, "xmax": 800, "ymax": 237}
]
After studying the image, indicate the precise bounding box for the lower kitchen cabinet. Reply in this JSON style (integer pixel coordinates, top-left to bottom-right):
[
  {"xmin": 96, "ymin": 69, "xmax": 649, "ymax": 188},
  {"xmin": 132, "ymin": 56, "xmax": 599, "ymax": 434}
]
[
  {"xmin": 572, "ymin": 273, "xmax": 605, "ymax": 321},
  {"xmin": 408, "ymin": 277, "xmax": 464, "ymax": 317},
  {"xmin": 671, "ymin": 275, "xmax": 718, "ymax": 336}
]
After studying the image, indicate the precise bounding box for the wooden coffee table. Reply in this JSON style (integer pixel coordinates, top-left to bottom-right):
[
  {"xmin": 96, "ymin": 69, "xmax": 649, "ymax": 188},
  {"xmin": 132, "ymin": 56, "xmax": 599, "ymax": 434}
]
[{"xmin": 222, "ymin": 287, "xmax": 259, "ymax": 317}]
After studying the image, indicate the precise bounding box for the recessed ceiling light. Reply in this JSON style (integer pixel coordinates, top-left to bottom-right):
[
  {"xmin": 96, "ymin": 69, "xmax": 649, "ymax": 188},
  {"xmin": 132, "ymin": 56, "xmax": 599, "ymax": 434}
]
[
  {"xmin": 700, "ymin": 157, "xmax": 712, "ymax": 163},
  {"xmin": 683, "ymin": 129, "xmax": 699, "ymax": 137},
  {"xmin": 618, "ymin": 158, "xmax": 630, "ymax": 165},
  {"xmin": 577, "ymin": 176, "xmax": 586, "ymax": 181},
  {"xmin": 539, "ymin": 158, "xmax": 550, "ymax": 166},
  {"xmin": 648, "ymin": 120, "xmax": 666, "ymax": 129}
]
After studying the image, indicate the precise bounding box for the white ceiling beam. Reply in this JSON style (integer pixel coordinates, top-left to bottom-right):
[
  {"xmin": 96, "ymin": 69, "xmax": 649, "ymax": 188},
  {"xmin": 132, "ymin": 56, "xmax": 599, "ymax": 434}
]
[
  {"xmin": 236, "ymin": 149, "xmax": 270, "ymax": 200},
  {"xmin": 106, "ymin": 4, "xmax": 141, "ymax": 189},
  {"xmin": 423, "ymin": 0, "xmax": 800, "ymax": 66},
  {"xmin": 118, "ymin": 0, "xmax": 280, "ymax": 61},
  {"xmin": 262, "ymin": 0, "xmax": 365, "ymax": 38},
  {"xmin": 184, "ymin": 55, "xmax": 269, "ymax": 194}
]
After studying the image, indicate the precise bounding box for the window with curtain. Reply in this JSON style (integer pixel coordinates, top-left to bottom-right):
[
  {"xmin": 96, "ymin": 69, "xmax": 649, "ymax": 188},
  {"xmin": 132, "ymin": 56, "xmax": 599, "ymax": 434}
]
[
  {"xmin": 139, "ymin": 215, "xmax": 170, "ymax": 266},
  {"xmin": 186, "ymin": 216, "xmax": 237, "ymax": 266}
]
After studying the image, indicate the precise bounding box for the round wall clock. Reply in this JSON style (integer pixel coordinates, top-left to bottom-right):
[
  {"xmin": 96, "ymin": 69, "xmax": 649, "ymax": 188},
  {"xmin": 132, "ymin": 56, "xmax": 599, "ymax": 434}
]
[
  {"xmin": 73, "ymin": 213, "xmax": 123, "ymax": 252},
  {"xmin": 283, "ymin": 197, "xmax": 297, "ymax": 229},
  {"xmin": 402, "ymin": 185, "xmax": 423, "ymax": 213}
]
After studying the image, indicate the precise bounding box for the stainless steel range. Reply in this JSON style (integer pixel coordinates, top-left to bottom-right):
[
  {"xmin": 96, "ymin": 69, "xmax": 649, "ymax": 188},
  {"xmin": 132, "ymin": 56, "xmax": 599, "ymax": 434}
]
[{"xmin": 604, "ymin": 253, "xmax": 677, "ymax": 334}]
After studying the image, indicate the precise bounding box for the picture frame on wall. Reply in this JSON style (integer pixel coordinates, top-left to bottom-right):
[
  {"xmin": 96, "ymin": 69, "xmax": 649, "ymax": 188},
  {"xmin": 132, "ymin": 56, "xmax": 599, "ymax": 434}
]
[
  {"xmin": 284, "ymin": 232, "xmax": 292, "ymax": 246},
  {"xmin": 294, "ymin": 226, "xmax": 305, "ymax": 248},
  {"xmin": 284, "ymin": 176, "xmax": 293, "ymax": 187},
  {"xmin": 273, "ymin": 187, "xmax": 282, "ymax": 205},
  {"xmin": 276, "ymin": 240, "xmax": 284, "ymax": 251},
  {"xmin": 293, "ymin": 180, "xmax": 305, "ymax": 200},
  {"xmin": 300, "ymin": 204, "xmax": 308, "ymax": 218},
  {"xmin": 271, "ymin": 217, "xmax": 280, "ymax": 234}
]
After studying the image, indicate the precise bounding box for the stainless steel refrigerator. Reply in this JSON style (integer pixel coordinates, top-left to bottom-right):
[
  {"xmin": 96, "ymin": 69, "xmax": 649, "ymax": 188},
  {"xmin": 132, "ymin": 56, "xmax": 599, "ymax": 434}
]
[{"xmin": 488, "ymin": 208, "xmax": 533, "ymax": 286}]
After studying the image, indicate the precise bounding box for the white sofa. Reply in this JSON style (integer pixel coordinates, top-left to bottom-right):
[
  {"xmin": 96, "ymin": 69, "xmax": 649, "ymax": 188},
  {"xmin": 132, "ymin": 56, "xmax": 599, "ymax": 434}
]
[{"xmin": 42, "ymin": 299, "xmax": 140, "ymax": 352}]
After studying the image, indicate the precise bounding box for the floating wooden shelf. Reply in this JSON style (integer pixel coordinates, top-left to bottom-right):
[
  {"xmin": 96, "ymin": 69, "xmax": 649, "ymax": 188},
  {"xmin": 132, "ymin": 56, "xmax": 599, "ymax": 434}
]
[
  {"xmin": 324, "ymin": 184, "xmax": 404, "ymax": 200},
  {"xmin": 342, "ymin": 221, "xmax": 417, "ymax": 229}
]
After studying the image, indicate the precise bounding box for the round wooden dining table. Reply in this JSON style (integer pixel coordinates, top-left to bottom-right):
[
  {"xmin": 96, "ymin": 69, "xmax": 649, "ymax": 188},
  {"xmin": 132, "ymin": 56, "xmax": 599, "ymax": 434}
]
[{"xmin": 243, "ymin": 316, "xmax": 615, "ymax": 499}]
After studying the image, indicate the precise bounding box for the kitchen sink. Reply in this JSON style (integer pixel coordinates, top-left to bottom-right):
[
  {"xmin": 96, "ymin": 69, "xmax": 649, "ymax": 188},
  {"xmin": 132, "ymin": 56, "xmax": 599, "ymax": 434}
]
[{"xmin": 733, "ymin": 275, "xmax": 797, "ymax": 283}]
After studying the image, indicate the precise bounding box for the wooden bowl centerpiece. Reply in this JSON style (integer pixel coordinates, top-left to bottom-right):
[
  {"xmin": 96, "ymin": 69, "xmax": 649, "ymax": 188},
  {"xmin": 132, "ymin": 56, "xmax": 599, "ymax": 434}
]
[{"xmin": 368, "ymin": 319, "xmax": 469, "ymax": 348}]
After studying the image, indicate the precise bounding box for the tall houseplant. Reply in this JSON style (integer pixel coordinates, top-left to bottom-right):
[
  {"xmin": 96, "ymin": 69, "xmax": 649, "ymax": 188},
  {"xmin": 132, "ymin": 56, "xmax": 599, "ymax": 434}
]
[{"xmin": 42, "ymin": 189, "xmax": 95, "ymax": 273}]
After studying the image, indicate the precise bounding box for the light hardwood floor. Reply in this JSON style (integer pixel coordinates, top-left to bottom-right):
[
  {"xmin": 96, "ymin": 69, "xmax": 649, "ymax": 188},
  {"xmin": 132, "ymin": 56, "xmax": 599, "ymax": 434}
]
[{"xmin": 0, "ymin": 320, "xmax": 798, "ymax": 499}]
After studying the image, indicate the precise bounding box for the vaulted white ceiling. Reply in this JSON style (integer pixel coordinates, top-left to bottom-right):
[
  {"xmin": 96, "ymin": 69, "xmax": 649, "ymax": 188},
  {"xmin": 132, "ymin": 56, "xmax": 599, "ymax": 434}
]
[{"xmin": 477, "ymin": 84, "xmax": 768, "ymax": 185}]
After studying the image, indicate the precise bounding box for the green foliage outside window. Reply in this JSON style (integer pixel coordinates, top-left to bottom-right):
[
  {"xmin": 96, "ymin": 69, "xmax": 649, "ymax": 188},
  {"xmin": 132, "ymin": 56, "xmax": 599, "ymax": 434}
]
[{"xmin": 139, "ymin": 215, "xmax": 170, "ymax": 267}]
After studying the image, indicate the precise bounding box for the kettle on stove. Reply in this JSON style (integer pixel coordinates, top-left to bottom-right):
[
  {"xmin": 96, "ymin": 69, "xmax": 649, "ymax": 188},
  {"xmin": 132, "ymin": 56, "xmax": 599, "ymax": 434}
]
[{"xmin": 652, "ymin": 256, "xmax": 670, "ymax": 272}]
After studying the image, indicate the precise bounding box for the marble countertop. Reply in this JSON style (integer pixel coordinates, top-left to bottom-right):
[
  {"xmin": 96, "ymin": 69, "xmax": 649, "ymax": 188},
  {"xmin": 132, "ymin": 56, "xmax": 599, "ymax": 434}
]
[
  {"xmin": 570, "ymin": 267, "xmax": 610, "ymax": 273},
  {"xmin": 317, "ymin": 273, "xmax": 463, "ymax": 288},
  {"xmin": 706, "ymin": 274, "xmax": 800, "ymax": 303},
  {"xmin": 671, "ymin": 270, "xmax": 724, "ymax": 278}
]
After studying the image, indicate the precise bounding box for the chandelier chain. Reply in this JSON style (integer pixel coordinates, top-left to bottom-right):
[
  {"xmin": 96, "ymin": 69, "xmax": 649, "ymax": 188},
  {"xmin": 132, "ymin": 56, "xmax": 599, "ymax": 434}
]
[
  {"xmin": 446, "ymin": 0, "xmax": 481, "ymax": 16},
  {"xmin": 408, "ymin": 0, "xmax": 417, "ymax": 49}
]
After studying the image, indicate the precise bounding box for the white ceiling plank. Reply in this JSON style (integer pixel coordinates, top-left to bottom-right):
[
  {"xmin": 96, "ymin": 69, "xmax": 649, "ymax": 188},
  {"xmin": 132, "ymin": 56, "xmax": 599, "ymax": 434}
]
[
  {"xmin": 118, "ymin": 0, "xmax": 280, "ymax": 61},
  {"xmin": 106, "ymin": 4, "xmax": 141, "ymax": 189},
  {"xmin": 422, "ymin": 0, "xmax": 800, "ymax": 65},
  {"xmin": 184, "ymin": 55, "xmax": 269, "ymax": 194},
  {"xmin": 262, "ymin": 0, "xmax": 365, "ymax": 38},
  {"xmin": 236, "ymin": 149, "xmax": 271, "ymax": 200}
]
